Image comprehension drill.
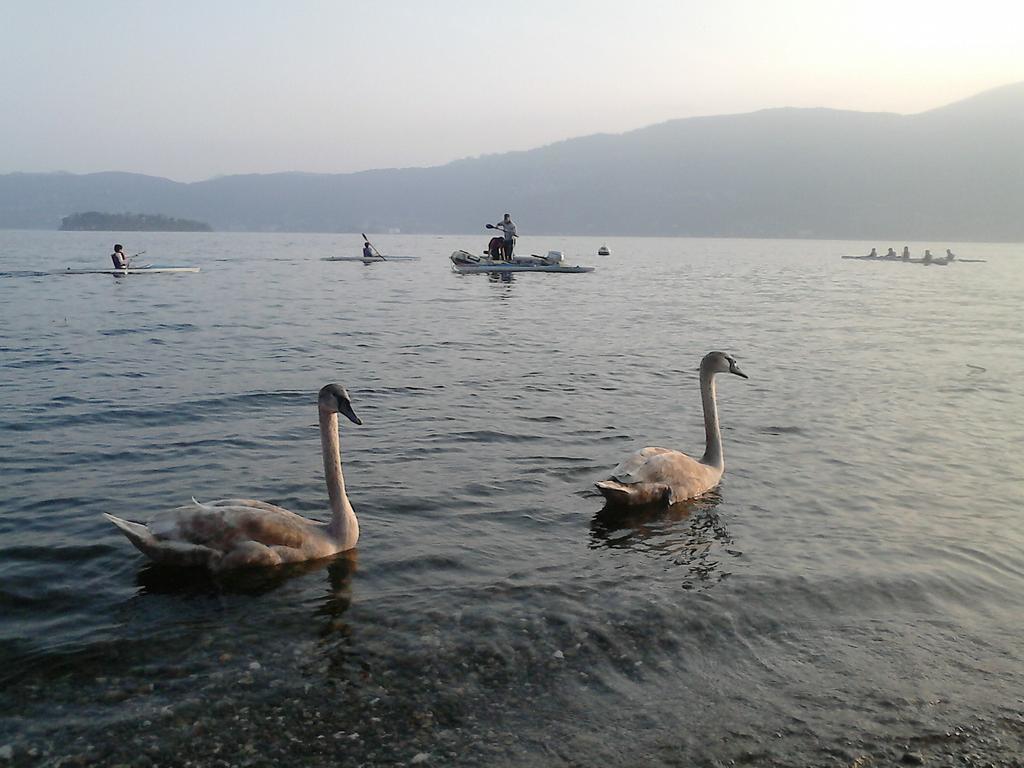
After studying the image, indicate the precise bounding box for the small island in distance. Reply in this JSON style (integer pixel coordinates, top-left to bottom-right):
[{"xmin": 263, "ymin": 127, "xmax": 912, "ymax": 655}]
[{"xmin": 60, "ymin": 211, "xmax": 213, "ymax": 232}]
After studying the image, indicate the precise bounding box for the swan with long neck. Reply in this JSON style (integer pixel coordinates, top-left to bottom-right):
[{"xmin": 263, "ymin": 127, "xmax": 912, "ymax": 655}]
[
  {"xmin": 596, "ymin": 352, "xmax": 748, "ymax": 506},
  {"xmin": 103, "ymin": 384, "xmax": 362, "ymax": 571}
]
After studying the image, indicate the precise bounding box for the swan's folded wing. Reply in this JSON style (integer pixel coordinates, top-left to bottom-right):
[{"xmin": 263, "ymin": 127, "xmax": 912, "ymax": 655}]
[
  {"xmin": 634, "ymin": 451, "xmax": 721, "ymax": 501},
  {"xmin": 608, "ymin": 446, "xmax": 674, "ymax": 483},
  {"xmin": 611, "ymin": 449, "xmax": 720, "ymax": 500},
  {"xmin": 149, "ymin": 502, "xmax": 313, "ymax": 549},
  {"xmin": 202, "ymin": 498, "xmax": 316, "ymax": 522}
]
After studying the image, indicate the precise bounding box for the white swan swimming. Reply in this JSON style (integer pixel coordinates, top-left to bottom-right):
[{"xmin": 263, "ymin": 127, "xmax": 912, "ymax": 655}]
[
  {"xmin": 596, "ymin": 351, "xmax": 748, "ymax": 507},
  {"xmin": 103, "ymin": 384, "xmax": 362, "ymax": 571}
]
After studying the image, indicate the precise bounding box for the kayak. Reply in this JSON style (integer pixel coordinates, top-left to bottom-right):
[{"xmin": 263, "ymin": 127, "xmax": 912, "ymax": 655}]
[
  {"xmin": 450, "ymin": 249, "xmax": 594, "ymax": 274},
  {"xmin": 323, "ymin": 256, "xmax": 418, "ymax": 262},
  {"xmin": 61, "ymin": 265, "xmax": 200, "ymax": 275}
]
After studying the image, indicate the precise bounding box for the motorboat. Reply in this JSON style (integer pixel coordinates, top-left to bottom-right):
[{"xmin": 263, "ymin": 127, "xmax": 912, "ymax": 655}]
[
  {"xmin": 450, "ymin": 250, "xmax": 594, "ymax": 274},
  {"xmin": 597, "ymin": 245, "xmax": 610, "ymax": 256}
]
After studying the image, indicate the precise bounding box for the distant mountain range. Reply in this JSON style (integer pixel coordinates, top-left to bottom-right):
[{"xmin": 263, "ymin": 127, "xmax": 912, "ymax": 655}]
[{"xmin": 2, "ymin": 82, "xmax": 1023, "ymax": 240}]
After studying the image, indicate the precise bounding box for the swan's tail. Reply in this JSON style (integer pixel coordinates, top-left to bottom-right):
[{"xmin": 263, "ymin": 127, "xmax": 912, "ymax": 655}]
[
  {"xmin": 595, "ymin": 480, "xmax": 632, "ymax": 503},
  {"xmin": 596, "ymin": 479, "xmax": 673, "ymax": 507},
  {"xmin": 103, "ymin": 513, "xmax": 158, "ymax": 554},
  {"xmin": 103, "ymin": 512, "xmax": 220, "ymax": 568}
]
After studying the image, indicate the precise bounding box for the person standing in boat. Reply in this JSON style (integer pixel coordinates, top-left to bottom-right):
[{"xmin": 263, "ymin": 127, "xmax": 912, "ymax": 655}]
[
  {"xmin": 111, "ymin": 244, "xmax": 128, "ymax": 269},
  {"xmin": 494, "ymin": 213, "xmax": 517, "ymax": 261}
]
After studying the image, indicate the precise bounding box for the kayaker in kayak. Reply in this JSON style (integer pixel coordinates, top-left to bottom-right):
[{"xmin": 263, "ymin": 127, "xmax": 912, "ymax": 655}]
[
  {"xmin": 111, "ymin": 244, "xmax": 128, "ymax": 269},
  {"xmin": 362, "ymin": 241, "xmax": 375, "ymax": 260}
]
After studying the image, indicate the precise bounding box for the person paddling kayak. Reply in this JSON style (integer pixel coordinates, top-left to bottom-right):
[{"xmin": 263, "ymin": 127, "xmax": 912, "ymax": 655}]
[{"xmin": 111, "ymin": 244, "xmax": 128, "ymax": 269}]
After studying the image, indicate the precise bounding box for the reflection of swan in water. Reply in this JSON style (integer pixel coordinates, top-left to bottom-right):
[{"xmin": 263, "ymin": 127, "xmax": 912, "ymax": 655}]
[
  {"xmin": 104, "ymin": 384, "xmax": 362, "ymax": 572},
  {"xmin": 135, "ymin": 548, "xmax": 358, "ymax": 598},
  {"xmin": 596, "ymin": 352, "xmax": 748, "ymax": 507},
  {"xmin": 590, "ymin": 492, "xmax": 739, "ymax": 589},
  {"xmin": 136, "ymin": 551, "xmax": 358, "ymax": 654}
]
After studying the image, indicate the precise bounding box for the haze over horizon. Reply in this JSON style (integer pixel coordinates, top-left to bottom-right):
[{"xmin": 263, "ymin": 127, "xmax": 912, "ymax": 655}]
[{"xmin": 3, "ymin": 0, "xmax": 1023, "ymax": 182}]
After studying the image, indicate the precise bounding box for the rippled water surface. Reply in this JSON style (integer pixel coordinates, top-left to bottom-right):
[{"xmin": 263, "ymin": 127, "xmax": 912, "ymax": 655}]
[{"xmin": 1, "ymin": 231, "xmax": 1023, "ymax": 766}]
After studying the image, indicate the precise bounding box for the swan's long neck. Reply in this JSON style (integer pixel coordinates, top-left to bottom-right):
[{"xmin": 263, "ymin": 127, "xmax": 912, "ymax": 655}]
[
  {"xmin": 319, "ymin": 410, "xmax": 359, "ymax": 549},
  {"xmin": 699, "ymin": 370, "xmax": 723, "ymax": 469}
]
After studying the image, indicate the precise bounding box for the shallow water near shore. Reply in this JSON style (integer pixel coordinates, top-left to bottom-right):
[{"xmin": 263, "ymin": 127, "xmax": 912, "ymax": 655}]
[{"xmin": 1, "ymin": 231, "xmax": 1023, "ymax": 766}]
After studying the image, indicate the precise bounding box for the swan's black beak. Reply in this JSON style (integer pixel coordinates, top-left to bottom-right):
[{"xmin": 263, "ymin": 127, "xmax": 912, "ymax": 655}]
[
  {"xmin": 339, "ymin": 400, "xmax": 362, "ymax": 425},
  {"xmin": 731, "ymin": 365, "xmax": 748, "ymax": 379}
]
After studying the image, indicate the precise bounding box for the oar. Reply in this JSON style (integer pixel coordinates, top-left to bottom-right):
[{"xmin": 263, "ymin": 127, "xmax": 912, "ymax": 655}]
[
  {"xmin": 126, "ymin": 250, "xmax": 146, "ymax": 269},
  {"xmin": 361, "ymin": 234, "xmax": 386, "ymax": 261}
]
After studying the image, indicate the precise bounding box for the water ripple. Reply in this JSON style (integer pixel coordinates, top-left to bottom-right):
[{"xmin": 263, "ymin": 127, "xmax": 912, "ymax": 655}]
[{"xmin": 0, "ymin": 233, "xmax": 1022, "ymax": 766}]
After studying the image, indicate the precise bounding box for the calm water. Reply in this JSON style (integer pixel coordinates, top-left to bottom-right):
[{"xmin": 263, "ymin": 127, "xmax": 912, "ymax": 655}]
[{"xmin": 1, "ymin": 231, "xmax": 1022, "ymax": 766}]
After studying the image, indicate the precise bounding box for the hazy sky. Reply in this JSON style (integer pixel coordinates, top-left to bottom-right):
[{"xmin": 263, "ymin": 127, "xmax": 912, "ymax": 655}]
[{"xmin": 2, "ymin": 0, "xmax": 1021, "ymax": 181}]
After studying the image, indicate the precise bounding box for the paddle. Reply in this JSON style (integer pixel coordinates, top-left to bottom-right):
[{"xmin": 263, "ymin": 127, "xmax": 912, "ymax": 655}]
[
  {"xmin": 126, "ymin": 250, "xmax": 146, "ymax": 269},
  {"xmin": 485, "ymin": 223, "xmax": 517, "ymax": 238},
  {"xmin": 361, "ymin": 234, "xmax": 386, "ymax": 261}
]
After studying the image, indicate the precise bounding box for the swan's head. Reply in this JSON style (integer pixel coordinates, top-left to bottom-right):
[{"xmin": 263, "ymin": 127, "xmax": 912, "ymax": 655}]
[
  {"xmin": 700, "ymin": 351, "xmax": 748, "ymax": 379},
  {"xmin": 318, "ymin": 384, "xmax": 362, "ymax": 425}
]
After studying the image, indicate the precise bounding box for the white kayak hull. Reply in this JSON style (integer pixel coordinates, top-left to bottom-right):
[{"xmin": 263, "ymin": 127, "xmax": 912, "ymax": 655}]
[
  {"xmin": 61, "ymin": 265, "xmax": 200, "ymax": 275},
  {"xmin": 322, "ymin": 255, "xmax": 419, "ymax": 262}
]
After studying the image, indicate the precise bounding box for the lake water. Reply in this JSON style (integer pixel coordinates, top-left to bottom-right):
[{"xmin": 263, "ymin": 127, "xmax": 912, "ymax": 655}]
[{"xmin": 1, "ymin": 231, "xmax": 1022, "ymax": 766}]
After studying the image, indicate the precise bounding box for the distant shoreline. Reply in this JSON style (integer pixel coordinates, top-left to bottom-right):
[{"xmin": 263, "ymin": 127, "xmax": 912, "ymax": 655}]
[
  {"xmin": 59, "ymin": 211, "xmax": 213, "ymax": 232},
  {"xmin": 19, "ymin": 228, "xmax": 1018, "ymax": 246}
]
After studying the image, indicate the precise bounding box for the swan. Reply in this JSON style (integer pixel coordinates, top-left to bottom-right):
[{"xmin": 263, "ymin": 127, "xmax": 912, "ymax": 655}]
[
  {"xmin": 596, "ymin": 351, "xmax": 748, "ymax": 507},
  {"xmin": 103, "ymin": 384, "xmax": 362, "ymax": 571}
]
